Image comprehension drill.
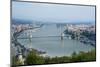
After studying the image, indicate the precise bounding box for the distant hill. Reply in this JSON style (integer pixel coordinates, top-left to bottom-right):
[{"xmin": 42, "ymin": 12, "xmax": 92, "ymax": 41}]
[
  {"xmin": 12, "ymin": 19, "xmax": 33, "ymax": 24},
  {"xmin": 12, "ymin": 19, "xmax": 94, "ymax": 25}
]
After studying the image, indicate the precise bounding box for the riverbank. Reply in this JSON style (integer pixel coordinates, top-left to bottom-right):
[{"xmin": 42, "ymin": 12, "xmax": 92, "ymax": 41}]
[
  {"xmin": 11, "ymin": 27, "xmax": 46, "ymax": 66},
  {"xmin": 64, "ymin": 29, "xmax": 96, "ymax": 47}
]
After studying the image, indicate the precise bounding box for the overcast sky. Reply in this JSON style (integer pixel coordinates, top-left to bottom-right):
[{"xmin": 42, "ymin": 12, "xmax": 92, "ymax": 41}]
[{"xmin": 12, "ymin": 1, "xmax": 95, "ymax": 23}]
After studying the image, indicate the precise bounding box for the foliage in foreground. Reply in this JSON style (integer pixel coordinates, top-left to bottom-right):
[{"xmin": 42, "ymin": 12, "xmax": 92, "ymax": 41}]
[
  {"xmin": 25, "ymin": 51, "xmax": 45, "ymax": 65},
  {"xmin": 12, "ymin": 49, "xmax": 96, "ymax": 66}
]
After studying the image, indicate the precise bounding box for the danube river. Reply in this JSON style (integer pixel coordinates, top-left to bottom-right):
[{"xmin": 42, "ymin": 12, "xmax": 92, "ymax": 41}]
[{"xmin": 18, "ymin": 23, "xmax": 95, "ymax": 57}]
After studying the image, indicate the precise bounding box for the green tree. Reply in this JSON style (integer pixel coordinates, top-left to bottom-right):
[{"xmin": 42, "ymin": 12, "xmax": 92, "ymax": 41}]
[{"xmin": 25, "ymin": 51, "xmax": 45, "ymax": 65}]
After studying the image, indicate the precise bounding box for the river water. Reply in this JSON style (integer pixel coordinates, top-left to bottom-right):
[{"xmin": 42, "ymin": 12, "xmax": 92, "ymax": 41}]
[{"xmin": 18, "ymin": 23, "xmax": 95, "ymax": 57}]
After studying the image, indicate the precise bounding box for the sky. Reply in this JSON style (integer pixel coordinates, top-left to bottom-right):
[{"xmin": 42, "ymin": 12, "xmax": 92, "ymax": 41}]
[{"xmin": 12, "ymin": 1, "xmax": 95, "ymax": 23}]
